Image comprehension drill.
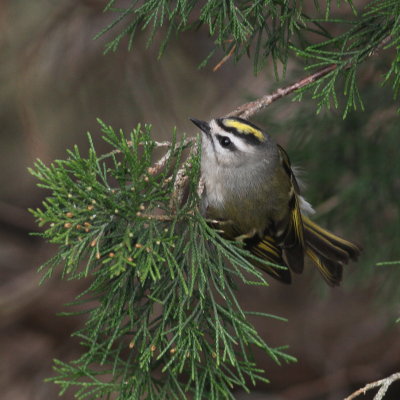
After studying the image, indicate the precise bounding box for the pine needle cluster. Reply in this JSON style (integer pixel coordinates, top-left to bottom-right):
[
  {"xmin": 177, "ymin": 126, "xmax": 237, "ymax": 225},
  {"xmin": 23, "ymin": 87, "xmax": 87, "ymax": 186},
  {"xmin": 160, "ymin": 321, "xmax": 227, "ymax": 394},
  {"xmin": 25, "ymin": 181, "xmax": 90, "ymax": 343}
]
[{"xmin": 30, "ymin": 121, "xmax": 294, "ymax": 399}]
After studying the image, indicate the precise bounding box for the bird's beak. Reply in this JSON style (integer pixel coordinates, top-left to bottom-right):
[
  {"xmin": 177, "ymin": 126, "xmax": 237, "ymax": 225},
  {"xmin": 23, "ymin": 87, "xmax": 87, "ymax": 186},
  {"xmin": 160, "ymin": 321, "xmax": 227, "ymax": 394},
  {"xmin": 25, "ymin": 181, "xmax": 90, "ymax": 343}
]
[{"xmin": 190, "ymin": 118, "xmax": 210, "ymax": 137}]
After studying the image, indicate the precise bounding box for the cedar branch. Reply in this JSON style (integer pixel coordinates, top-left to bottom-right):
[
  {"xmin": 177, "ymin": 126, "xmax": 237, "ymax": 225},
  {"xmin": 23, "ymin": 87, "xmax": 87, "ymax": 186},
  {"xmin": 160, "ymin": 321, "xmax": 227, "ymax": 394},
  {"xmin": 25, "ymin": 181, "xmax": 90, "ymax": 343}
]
[
  {"xmin": 226, "ymin": 34, "xmax": 393, "ymax": 119},
  {"xmin": 226, "ymin": 64, "xmax": 337, "ymax": 119}
]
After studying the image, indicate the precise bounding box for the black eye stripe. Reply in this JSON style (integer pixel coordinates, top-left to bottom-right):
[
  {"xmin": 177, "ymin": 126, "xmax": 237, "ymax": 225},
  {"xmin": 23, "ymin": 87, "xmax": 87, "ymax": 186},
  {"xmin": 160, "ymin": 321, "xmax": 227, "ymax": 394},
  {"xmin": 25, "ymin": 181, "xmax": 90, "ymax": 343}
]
[
  {"xmin": 216, "ymin": 135, "xmax": 235, "ymax": 150},
  {"xmin": 221, "ymin": 137, "xmax": 231, "ymax": 147},
  {"xmin": 215, "ymin": 118, "xmax": 263, "ymax": 146}
]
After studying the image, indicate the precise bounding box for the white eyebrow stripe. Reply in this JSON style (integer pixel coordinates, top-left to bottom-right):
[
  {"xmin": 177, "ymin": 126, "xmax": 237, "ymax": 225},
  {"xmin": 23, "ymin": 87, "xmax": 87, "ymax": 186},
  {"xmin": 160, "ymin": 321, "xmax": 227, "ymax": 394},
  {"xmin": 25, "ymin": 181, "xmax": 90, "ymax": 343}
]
[
  {"xmin": 217, "ymin": 131, "xmax": 255, "ymax": 153},
  {"xmin": 209, "ymin": 119, "xmax": 256, "ymax": 153}
]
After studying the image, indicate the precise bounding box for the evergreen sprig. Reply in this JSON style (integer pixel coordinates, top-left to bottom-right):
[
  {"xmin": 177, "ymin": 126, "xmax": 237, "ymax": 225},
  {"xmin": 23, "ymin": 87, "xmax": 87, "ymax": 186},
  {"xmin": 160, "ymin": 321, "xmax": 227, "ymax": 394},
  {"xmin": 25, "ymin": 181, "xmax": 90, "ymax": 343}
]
[
  {"xmin": 96, "ymin": 0, "xmax": 400, "ymax": 116},
  {"xmin": 292, "ymin": 0, "xmax": 400, "ymax": 115},
  {"xmin": 97, "ymin": 0, "xmax": 331, "ymax": 75},
  {"xmin": 30, "ymin": 121, "xmax": 295, "ymax": 399}
]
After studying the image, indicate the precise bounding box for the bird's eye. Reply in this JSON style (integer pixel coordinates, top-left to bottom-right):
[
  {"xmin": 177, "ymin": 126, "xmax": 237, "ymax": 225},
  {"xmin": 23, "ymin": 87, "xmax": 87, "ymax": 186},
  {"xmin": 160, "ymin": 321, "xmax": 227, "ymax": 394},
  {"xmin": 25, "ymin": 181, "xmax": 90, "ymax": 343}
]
[{"xmin": 219, "ymin": 136, "xmax": 231, "ymax": 147}]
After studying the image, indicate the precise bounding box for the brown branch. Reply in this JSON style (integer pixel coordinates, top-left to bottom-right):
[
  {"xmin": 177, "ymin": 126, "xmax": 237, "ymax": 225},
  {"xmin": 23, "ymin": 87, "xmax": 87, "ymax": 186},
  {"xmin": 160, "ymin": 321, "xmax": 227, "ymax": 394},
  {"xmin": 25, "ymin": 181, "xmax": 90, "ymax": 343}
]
[
  {"xmin": 170, "ymin": 140, "xmax": 199, "ymax": 210},
  {"xmin": 148, "ymin": 138, "xmax": 193, "ymax": 176},
  {"xmin": 213, "ymin": 44, "xmax": 237, "ymax": 72},
  {"xmin": 226, "ymin": 64, "xmax": 337, "ymax": 119},
  {"xmin": 344, "ymin": 372, "xmax": 400, "ymax": 400},
  {"xmin": 138, "ymin": 214, "xmax": 175, "ymax": 221},
  {"xmin": 226, "ymin": 34, "xmax": 393, "ymax": 119}
]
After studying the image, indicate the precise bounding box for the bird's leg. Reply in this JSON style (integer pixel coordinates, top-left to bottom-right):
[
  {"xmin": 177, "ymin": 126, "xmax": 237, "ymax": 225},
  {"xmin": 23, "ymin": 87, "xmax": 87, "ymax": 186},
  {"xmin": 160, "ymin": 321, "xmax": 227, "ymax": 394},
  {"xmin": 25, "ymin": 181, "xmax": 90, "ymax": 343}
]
[
  {"xmin": 234, "ymin": 228, "xmax": 257, "ymax": 242},
  {"xmin": 206, "ymin": 218, "xmax": 234, "ymax": 233},
  {"xmin": 206, "ymin": 218, "xmax": 233, "ymax": 226}
]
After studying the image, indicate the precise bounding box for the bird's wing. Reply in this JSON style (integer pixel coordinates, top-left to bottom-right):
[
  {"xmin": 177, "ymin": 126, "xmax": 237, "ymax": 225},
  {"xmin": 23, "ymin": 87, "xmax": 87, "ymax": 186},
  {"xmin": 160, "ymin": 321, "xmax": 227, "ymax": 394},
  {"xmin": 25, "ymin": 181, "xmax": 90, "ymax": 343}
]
[
  {"xmin": 276, "ymin": 145, "xmax": 305, "ymax": 273},
  {"xmin": 248, "ymin": 235, "xmax": 291, "ymax": 283}
]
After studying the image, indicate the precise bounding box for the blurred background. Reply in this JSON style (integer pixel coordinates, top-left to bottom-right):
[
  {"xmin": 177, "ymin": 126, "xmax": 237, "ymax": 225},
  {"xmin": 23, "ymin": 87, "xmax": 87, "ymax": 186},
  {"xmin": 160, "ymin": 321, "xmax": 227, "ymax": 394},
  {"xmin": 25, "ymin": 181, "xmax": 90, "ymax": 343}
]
[{"xmin": 0, "ymin": 1, "xmax": 399, "ymax": 399}]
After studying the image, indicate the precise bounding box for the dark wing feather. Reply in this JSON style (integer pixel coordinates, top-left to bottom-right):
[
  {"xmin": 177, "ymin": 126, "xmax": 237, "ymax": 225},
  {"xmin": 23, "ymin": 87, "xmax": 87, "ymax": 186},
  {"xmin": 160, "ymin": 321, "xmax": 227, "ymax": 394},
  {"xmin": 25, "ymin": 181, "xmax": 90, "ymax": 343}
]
[
  {"xmin": 277, "ymin": 145, "xmax": 301, "ymax": 194},
  {"xmin": 277, "ymin": 146, "xmax": 305, "ymax": 273},
  {"xmin": 247, "ymin": 236, "xmax": 291, "ymax": 283},
  {"xmin": 306, "ymin": 247, "xmax": 343, "ymax": 286},
  {"xmin": 303, "ymin": 216, "xmax": 362, "ymax": 261}
]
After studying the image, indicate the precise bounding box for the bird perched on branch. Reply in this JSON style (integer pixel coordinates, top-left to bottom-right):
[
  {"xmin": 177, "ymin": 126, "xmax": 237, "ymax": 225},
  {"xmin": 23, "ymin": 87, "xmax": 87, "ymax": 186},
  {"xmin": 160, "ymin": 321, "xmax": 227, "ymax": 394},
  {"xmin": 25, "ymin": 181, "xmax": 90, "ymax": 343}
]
[{"xmin": 190, "ymin": 116, "xmax": 361, "ymax": 286}]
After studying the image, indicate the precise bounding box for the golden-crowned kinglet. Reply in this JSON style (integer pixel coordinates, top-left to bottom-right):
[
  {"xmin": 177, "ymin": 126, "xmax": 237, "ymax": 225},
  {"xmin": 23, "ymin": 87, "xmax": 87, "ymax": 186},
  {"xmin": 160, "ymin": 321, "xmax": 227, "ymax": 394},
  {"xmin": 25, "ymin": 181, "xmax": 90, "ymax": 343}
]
[{"xmin": 190, "ymin": 116, "xmax": 361, "ymax": 286}]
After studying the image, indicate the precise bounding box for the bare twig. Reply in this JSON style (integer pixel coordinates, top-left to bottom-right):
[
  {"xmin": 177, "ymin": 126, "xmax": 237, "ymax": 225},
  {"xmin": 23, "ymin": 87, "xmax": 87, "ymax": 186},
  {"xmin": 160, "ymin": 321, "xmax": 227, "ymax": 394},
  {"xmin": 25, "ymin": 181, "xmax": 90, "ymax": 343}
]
[
  {"xmin": 344, "ymin": 372, "xmax": 400, "ymax": 400},
  {"xmin": 147, "ymin": 149, "xmax": 174, "ymax": 175},
  {"xmin": 367, "ymin": 34, "xmax": 393, "ymax": 58},
  {"xmin": 139, "ymin": 214, "xmax": 175, "ymax": 221},
  {"xmin": 148, "ymin": 138, "xmax": 194, "ymax": 176},
  {"xmin": 197, "ymin": 176, "xmax": 205, "ymax": 198},
  {"xmin": 226, "ymin": 34, "xmax": 393, "ymax": 119},
  {"xmin": 213, "ymin": 44, "xmax": 237, "ymax": 72},
  {"xmin": 170, "ymin": 140, "xmax": 199, "ymax": 209},
  {"xmin": 226, "ymin": 64, "xmax": 337, "ymax": 119}
]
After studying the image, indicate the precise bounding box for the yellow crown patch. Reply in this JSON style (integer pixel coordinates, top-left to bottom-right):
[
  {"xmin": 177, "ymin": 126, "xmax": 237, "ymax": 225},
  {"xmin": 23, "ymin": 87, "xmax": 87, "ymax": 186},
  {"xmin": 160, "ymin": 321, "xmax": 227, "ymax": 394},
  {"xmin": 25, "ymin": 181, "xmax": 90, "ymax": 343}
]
[{"xmin": 222, "ymin": 119, "xmax": 265, "ymax": 142}]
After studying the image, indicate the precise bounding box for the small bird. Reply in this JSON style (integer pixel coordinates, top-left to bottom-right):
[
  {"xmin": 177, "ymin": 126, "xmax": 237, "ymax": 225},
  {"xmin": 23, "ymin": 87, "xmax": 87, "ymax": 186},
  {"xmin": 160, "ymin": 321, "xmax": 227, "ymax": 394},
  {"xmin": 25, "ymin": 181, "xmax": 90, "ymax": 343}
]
[{"xmin": 190, "ymin": 116, "xmax": 361, "ymax": 286}]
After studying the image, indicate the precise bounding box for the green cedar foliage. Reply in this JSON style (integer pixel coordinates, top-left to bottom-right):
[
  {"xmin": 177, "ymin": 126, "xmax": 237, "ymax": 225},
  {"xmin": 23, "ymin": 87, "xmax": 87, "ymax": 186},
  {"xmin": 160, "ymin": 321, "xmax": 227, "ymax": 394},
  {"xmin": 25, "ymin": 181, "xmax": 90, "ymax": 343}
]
[
  {"xmin": 29, "ymin": 121, "xmax": 295, "ymax": 399},
  {"xmin": 97, "ymin": 0, "xmax": 400, "ymax": 116}
]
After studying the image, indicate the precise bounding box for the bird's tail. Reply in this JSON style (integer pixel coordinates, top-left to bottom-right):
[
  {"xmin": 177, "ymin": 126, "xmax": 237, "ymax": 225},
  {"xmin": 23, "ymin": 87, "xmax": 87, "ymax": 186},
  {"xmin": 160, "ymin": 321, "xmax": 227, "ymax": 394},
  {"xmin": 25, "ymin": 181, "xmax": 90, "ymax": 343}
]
[{"xmin": 302, "ymin": 216, "xmax": 362, "ymax": 286}]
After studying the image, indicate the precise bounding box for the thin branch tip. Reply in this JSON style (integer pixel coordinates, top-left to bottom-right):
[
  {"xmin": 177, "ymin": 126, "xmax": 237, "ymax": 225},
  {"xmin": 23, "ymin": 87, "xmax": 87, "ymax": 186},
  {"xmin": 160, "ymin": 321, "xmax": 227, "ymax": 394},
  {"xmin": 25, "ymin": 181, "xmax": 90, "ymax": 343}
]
[
  {"xmin": 344, "ymin": 372, "xmax": 400, "ymax": 400},
  {"xmin": 226, "ymin": 33, "xmax": 392, "ymax": 120}
]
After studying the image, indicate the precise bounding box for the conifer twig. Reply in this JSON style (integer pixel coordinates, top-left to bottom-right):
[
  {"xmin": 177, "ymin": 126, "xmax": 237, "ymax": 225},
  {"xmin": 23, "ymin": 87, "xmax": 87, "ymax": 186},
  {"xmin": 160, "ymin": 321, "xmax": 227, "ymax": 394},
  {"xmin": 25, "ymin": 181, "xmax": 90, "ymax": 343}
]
[
  {"xmin": 171, "ymin": 141, "xmax": 199, "ymax": 208},
  {"xmin": 102, "ymin": 139, "xmax": 174, "ymax": 160},
  {"xmin": 226, "ymin": 64, "xmax": 337, "ymax": 119},
  {"xmin": 213, "ymin": 44, "xmax": 237, "ymax": 72},
  {"xmin": 227, "ymin": 34, "xmax": 393, "ymax": 119},
  {"xmin": 343, "ymin": 372, "xmax": 400, "ymax": 400},
  {"xmin": 147, "ymin": 138, "xmax": 193, "ymax": 176}
]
